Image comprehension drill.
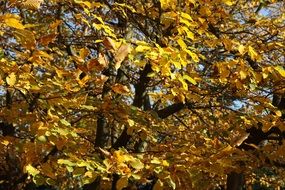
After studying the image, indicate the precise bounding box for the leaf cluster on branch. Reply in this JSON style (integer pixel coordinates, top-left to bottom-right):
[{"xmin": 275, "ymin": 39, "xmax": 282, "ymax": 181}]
[{"xmin": 0, "ymin": 0, "xmax": 285, "ymax": 189}]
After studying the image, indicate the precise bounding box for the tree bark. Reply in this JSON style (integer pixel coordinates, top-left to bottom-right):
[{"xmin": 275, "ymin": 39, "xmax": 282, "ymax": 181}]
[
  {"xmin": 95, "ymin": 114, "xmax": 109, "ymax": 148},
  {"xmin": 226, "ymin": 172, "xmax": 244, "ymax": 190}
]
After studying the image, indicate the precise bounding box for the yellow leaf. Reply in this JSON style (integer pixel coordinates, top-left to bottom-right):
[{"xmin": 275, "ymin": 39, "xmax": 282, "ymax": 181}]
[
  {"xmin": 178, "ymin": 26, "xmax": 195, "ymax": 40},
  {"xmin": 239, "ymin": 70, "xmax": 247, "ymax": 80},
  {"xmin": 1, "ymin": 140, "xmax": 10, "ymax": 146},
  {"xmin": 162, "ymin": 160, "xmax": 169, "ymax": 167},
  {"xmin": 4, "ymin": 15, "xmax": 25, "ymax": 29},
  {"xmin": 25, "ymin": 164, "xmax": 40, "ymax": 176},
  {"xmin": 180, "ymin": 12, "xmax": 193, "ymax": 21},
  {"xmin": 129, "ymin": 158, "xmax": 144, "ymax": 170},
  {"xmin": 37, "ymin": 135, "xmax": 47, "ymax": 142},
  {"xmin": 172, "ymin": 61, "xmax": 181, "ymax": 69},
  {"xmin": 151, "ymin": 157, "xmax": 161, "ymax": 164},
  {"xmin": 135, "ymin": 45, "xmax": 151, "ymax": 52},
  {"xmin": 60, "ymin": 119, "xmax": 71, "ymax": 126},
  {"xmin": 127, "ymin": 119, "xmax": 135, "ymax": 126},
  {"xmin": 180, "ymin": 18, "xmax": 196, "ymax": 28},
  {"xmin": 185, "ymin": 49, "xmax": 199, "ymax": 62},
  {"xmin": 116, "ymin": 177, "xmax": 128, "ymax": 190},
  {"xmin": 58, "ymin": 159, "xmax": 76, "ymax": 167},
  {"xmin": 114, "ymin": 3, "xmax": 136, "ymax": 13},
  {"xmin": 160, "ymin": 0, "xmax": 177, "ymax": 10},
  {"xmin": 184, "ymin": 28, "xmax": 195, "ymax": 40},
  {"xmin": 177, "ymin": 38, "xmax": 187, "ymax": 49},
  {"xmin": 178, "ymin": 76, "xmax": 188, "ymax": 90},
  {"xmin": 6, "ymin": 72, "xmax": 17, "ymax": 86},
  {"xmin": 275, "ymin": 110, "xmax": 282, "ymax": 117},
  {"xmin": 248, "ymin": 46, "xmax": 259, "ymax": 61},
  {"xmin": 222, "ymin": 38, "xmax": 233, "ymax": 51},
  {"xmin": 183, "ymin": 74, "xmax": 197, "ymax": 85},
  {"xmin": 223, "ymin": 0, "xmax": 234, "ymax": 6},
  {"xmin": 238, "ymin": 44, "xmax": 246, "ymax": 55},
  {"xmin": 166, "ymin": 176, "xmax": 176, "ymax": 189},
  {"xmin": 74, "ymin": 0, "xmax": 92, "ymax": 8},
  {"xmin": 274, "ymin": 66, "xmax": 285, "ymax": 77}
]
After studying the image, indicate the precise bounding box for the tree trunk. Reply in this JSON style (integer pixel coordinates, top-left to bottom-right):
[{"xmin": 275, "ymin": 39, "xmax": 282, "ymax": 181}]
[
  {"xmin": 226, "ymin": 172, "xmax": 244, "ymax": 190},
  {"xmin": 95, "ymin": 114, "xmax": 109, "ymax": 148}
]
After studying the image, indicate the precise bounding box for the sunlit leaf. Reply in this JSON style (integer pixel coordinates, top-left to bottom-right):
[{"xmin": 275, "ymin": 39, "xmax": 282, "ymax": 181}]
[
  {"xmin": 6, "ymin": 72, "xmax": 17, "ymax": 86},
  {"xmin": 58, "ymin": 159, "xmax": 76, "ymax": 167},
  {"xmin": 239, "ymin": 70, "xmax": 247, "ymax": 80},
  {"xmin": 129, "ymin": 158, "xmax": 144, "ymax": 170},
  {"xmin": 183, "ymin": 74, "xmax": 197, "ymax": 85},
  {"xmin": 274, "ymin": 66, "xmax": 285, "ymax": 77},
  {"xmin": 223, "ymin": 0, "xmax": 234, "ymax": 6},
  {"xmin": 238, "ymin": 44, "xmax": 246, "ymax": 55},
  {"xmin": 4, "ymin": 15, "xmax": 25, "ymax": 29},
  {"xmin": 26, "ymin": 164, "xmax": 40, "ymax": 176},
  {"xmin": 248, "ymin": 46, "xmax": 259, "ymax": 61},
  {"xmin": 1, "ymin": 140, "xmax": 10, "ymax": 146}
]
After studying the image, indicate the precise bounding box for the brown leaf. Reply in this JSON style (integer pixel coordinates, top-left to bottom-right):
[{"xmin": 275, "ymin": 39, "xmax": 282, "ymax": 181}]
[
  {"xmin": 112, "ymin": 83, "xmax": 130, "ymax": 95},
  {"xmin": 22, "ymin": 0, "xmax": 44, "ymax": 10},
  {"xmin": 13, "ymin": 29, "xmax": 36, "ymax": 49},
  {"xmin": 87, "ymin": 53, "xmax": 108, "ymax": 71},
  {"xmin": 115, "ymin": 44, "xmax": 130, "ymax": 70},
  {"xmin": 233, "ymin": 133, "xmax": 249, "ymax": 147},
  {"xmin": 39, "ymin": 33, "xmax": 57, "ymax": 46},
  {"xmin": 79, "ymin": 47, "xmax": 90, "ymax": 59},
  {"xmin": 50, "ymin": 20, "xmax": 62, "ymax": 29},
  {"xmin": 103, "ymin": 37, "xmax": 117, "ymax": 50},
  {"xmin": 116, "ymin": 177, "xmax": 128, "ymax": 190}
]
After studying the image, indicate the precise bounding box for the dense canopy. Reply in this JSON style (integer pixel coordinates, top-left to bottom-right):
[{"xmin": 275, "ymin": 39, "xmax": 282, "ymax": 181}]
[{"xmin": 0, "ymin": 0, "xmax": 285, "ymax": 189}]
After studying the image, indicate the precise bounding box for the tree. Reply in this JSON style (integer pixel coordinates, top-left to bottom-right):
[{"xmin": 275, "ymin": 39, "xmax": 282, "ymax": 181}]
[{"xmin": 0, "ymin": 0, "xmax": 285, "ymax": 189}]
